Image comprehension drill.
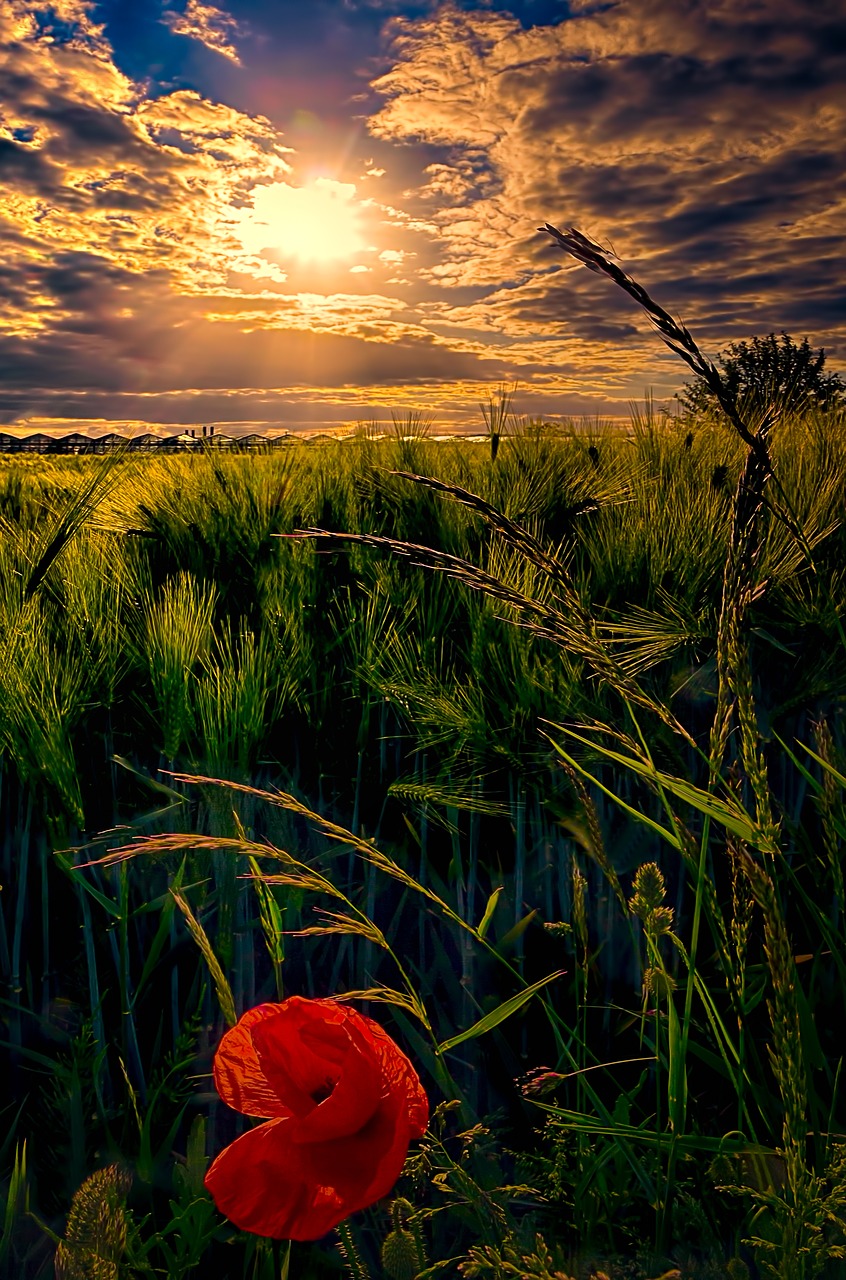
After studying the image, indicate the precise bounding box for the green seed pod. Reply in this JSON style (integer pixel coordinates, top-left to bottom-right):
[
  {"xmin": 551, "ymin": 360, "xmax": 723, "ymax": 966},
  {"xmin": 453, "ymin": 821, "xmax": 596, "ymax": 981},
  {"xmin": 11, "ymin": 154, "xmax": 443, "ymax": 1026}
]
[
  {"xmin": 643, "ymin": 966, "xmax": 676, "ymax": 1001},
  {"xmin": 381, "ymin": 1228, "xmax": 420, "ymax": 1280}
]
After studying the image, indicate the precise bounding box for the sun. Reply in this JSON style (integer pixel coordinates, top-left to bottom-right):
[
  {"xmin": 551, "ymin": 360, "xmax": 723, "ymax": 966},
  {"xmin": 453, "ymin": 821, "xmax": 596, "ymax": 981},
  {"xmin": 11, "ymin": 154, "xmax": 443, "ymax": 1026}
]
[{"xmin": 235, "ymin": 178, "xmax": 367, "ymax": 265}]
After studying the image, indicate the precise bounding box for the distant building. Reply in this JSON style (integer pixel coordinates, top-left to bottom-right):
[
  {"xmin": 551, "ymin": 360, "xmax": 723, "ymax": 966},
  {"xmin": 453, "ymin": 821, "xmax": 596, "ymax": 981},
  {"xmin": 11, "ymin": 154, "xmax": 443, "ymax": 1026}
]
[
  {"xmin": 236, "ymin": 433, "xmax": 272, "ymax": 451},
  {"xmin": 18, "ymin": 433, "xmax": 55, "ymax": 452},
  {"xmin": 89, "ymin": 432, "xmax": 130, "ymax": 453},
  {"xmin": 0, "ymin": 428, "xmax": 307, "ymax": 454},
  {"xmin": 54, "ymin": 432, "xmax": 93, "ymax": 454},
  {"xmin": 158, "ymin": 432, "xmax": 198, "ymax": 452},
  {"xmin": 128, "ymin": 433, "xmax": 163, "ymax": 451}
]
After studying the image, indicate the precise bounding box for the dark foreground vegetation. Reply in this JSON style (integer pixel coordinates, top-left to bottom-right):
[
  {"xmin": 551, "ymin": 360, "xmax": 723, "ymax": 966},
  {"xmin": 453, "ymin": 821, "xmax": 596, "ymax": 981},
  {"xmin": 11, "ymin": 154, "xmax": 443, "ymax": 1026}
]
[{"xmin": 2, "ymin": 241, "xmax": 846, "ymax": 1279}]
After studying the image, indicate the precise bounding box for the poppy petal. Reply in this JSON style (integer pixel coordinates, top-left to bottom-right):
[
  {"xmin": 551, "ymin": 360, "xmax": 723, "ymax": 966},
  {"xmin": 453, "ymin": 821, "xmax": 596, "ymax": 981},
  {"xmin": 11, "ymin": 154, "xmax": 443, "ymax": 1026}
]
[
  {"xmin": 289, "ymin": 1029, "xmax": 381, "ymax": 1143},
  {"xmin": 298, "ymin": 1084, "xmax": 417, "ymax": 1217},
  {"xmin": 204, "ymin": 1119, "xmax": 347, "ymax": 1241},
  {"xmin": 213, "ymin": 1004, "xmax": 295, "ymax": 1118},
  {"xmin": 250, "ymin": 998, "xmax": 351, "ymax": 1116},
  {"xmin": 355, "ymin": 1011, "xmax": 429, "ymax": 1138},
  {"xmin": 205, "ymin": 1101, "xmax": 416, "ymax": 1239}
]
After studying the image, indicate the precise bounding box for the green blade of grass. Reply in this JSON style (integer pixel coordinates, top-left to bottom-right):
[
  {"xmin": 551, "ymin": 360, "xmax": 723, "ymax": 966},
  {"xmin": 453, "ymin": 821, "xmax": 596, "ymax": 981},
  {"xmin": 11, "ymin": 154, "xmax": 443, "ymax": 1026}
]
[
  {"xmin": 546, "ymin": 725, "xmax": 767, "ymax": 846},
  {"xmin": 436, "ymin": 969, "xmax": 565, "ymax": 1054},
  {"xmin": 476, "ymin": 886, "xmax": 503, "ymax": 940},
  {"xmin": 543, "ymin": 734, "xmax": 683, "ymax": 851}
]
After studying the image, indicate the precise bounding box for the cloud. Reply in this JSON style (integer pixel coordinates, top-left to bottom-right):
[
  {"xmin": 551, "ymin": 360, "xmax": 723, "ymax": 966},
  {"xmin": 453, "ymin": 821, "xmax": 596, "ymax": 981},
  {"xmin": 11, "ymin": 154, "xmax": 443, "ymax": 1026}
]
[
  {"xmin": 0, "ymin": 4, "xmax": 295, "ymax": 315},
  {"xmin": 161, "ymin": 0, "xmax": 247, "ymax": 64},
  {"xmin": 341, "ymin": 0, "xmax": 449, "ymax": 11},
  {"xmin": 2, "ymin": 0, "xmax": 843, "ymax": 433},
  {"xmin": 6, "ymin": 0, "xmax": 112, "ymax": 57},
  {"xmin": 368, "ymin": 0, "xmax": 846, "ymax": 379}
]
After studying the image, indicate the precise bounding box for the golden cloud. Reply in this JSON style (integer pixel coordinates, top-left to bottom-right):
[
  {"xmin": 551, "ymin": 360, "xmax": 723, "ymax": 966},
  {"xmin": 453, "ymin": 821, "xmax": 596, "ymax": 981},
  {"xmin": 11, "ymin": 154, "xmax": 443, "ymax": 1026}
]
[
  {"xmin": 367, "ymin": 0, "xmax": 846, "ymax": 374},
  {"xmin": 161, "ymin": 0, "xmax": 247, "ymax": 64}
]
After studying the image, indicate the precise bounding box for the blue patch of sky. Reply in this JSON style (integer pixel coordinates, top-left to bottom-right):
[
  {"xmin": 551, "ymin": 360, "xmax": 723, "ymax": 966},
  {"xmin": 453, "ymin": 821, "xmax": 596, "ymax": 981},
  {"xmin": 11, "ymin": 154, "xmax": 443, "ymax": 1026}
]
[
  {"xmin": 93, "ymin": 0, "xmax": 580, "ymax": 99},
  {"xmin": 27, "ymin": 7, "xmax": 81, "ymax": 43}
]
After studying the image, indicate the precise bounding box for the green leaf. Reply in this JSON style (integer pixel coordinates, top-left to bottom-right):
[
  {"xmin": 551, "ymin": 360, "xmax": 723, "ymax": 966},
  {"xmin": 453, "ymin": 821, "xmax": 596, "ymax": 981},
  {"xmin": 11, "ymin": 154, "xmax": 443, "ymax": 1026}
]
[
  {"xmin": 436, "ymin": 969, "xmax": 565, "ymax": 1054},
  {"xmin": 249, "ymin": 855, "xmax": 286, "ymax": 968},
  {"xmin": 54, "ymin": 852, "xmax": 122, "ymax": 919},
  {"xmin": 476, "ymin": 886, "xmax": 503, "ymax": 939},
  {"xmin": 180, "ymin": 1116, "xmax": 208, "ymax": 1199},
  {"xmin": 547, "ymin": 726, "xmax": 767, "ymax": 847},
  {"xmin": 795, "ymin": 739, "xmax": 846, "ymax": 790},
  {"xmin": 770, "ymin": 731, "xmax": 826, "ymax": 795},
  {"xmin": 536, "ymin": 1104, "xmax": 774, "ymax": 1157},
  {"xmin": 749, "ymin": 626, "xmax": 796, "ymax": 657},
  {"xmin": 132, "ymin": 857, "xmax": 186, "ymax": 1004},
  {"xmin": 544, "ymin": 735, "xmax": 683, "ymax": 851},
  {"xmin": 666, "ymin": 994, "xmax": 687, "ymax": 1134}
]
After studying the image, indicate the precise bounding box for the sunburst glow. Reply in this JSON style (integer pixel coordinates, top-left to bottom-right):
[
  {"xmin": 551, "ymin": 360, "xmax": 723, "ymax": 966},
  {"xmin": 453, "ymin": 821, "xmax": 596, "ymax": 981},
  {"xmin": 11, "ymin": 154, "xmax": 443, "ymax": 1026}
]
[{"xmin": 235, "ymin": 178, "xmax": 367, "ymax": 264}]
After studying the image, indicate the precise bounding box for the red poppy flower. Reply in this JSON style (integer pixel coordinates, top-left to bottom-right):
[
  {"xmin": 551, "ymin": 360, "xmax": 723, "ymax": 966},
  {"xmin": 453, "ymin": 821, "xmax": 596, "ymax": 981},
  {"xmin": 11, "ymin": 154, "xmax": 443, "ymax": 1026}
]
[{"xmin": 204, "ymin": 996, "xmax": 429, "ymax": 1240}]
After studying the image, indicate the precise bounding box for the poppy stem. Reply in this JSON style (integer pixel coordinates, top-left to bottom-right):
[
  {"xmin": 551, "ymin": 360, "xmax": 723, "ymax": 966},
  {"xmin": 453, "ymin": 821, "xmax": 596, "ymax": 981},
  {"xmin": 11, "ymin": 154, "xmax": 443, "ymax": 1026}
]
[{"xmin": 279, "ymin": 1238, "xmax": 292, "ymax": 1279}]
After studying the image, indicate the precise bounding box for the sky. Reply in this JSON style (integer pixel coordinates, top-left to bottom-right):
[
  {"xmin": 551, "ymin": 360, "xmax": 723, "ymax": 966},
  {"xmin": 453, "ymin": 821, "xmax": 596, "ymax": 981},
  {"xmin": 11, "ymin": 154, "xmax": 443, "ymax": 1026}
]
[{"xmin": 1, "ymin": 0, "xmax": 844, "ymax": 436}]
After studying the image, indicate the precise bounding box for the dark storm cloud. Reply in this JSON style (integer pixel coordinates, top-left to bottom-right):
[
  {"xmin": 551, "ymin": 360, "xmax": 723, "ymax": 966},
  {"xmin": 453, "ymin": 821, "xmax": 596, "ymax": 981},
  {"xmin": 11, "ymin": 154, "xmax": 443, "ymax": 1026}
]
[
  {"xmin": 0, "ymin": 136, "xmax": 55, "ymax": 187},
  {"xmin": 369, "ymin": 0, "xmax": 846, "ymax": 389},
  {"xmin": 0, "ymin": 317, "xmax": 495, "ymax": 393}
]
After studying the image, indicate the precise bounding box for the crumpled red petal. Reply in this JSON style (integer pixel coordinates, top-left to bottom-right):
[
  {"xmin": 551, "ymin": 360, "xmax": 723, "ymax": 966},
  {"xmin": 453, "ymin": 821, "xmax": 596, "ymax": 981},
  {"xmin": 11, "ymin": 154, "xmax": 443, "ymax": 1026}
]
[
  {"xmin": 252, "ymin": 1000, "xmax": 346, "ymax": 1107},
  {"xmin": 204, "ymin": 1090, "xmax": 416, "ymax": 1240},
  {"xmin": 287, "ymin": 1032, "xmax": 382, "ymax": 1143},
  {"xmin": 352, "ymin": 1009, "xmax": 429, "ymax": 1138},
  {"xmin": 249, "ymin": 998, "xmax": 381, "ymax": 1138},
  {"xmin": 204, "ymin": 1119, "xmax": 344, "ymax": 1240},
  {"xmin": 212, "ymin": 1004, "xmax": 295, "ymax": 1119},
  {"xmin": 205, "ymin": 997, "xmax": 429, "ymax": 1240}
]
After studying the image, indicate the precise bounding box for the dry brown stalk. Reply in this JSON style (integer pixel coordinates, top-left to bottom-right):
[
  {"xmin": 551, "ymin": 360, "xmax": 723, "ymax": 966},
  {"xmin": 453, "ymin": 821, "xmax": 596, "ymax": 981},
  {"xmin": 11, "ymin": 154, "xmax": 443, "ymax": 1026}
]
[
  {"xmin": 170, "ymin": 888, "xmax": 237, "ymax": 1028},
  {"xmin": 75, "ymin": 831, "xmax": 290, "ymax": 868}
]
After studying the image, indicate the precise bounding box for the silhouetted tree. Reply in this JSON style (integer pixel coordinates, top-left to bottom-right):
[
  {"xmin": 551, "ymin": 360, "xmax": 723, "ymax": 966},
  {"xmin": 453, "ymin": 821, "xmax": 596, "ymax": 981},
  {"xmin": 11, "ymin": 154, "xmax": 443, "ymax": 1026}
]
[{"xmin": 679, "ymin": 331, "xmax": 845, "ymax": 419}]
